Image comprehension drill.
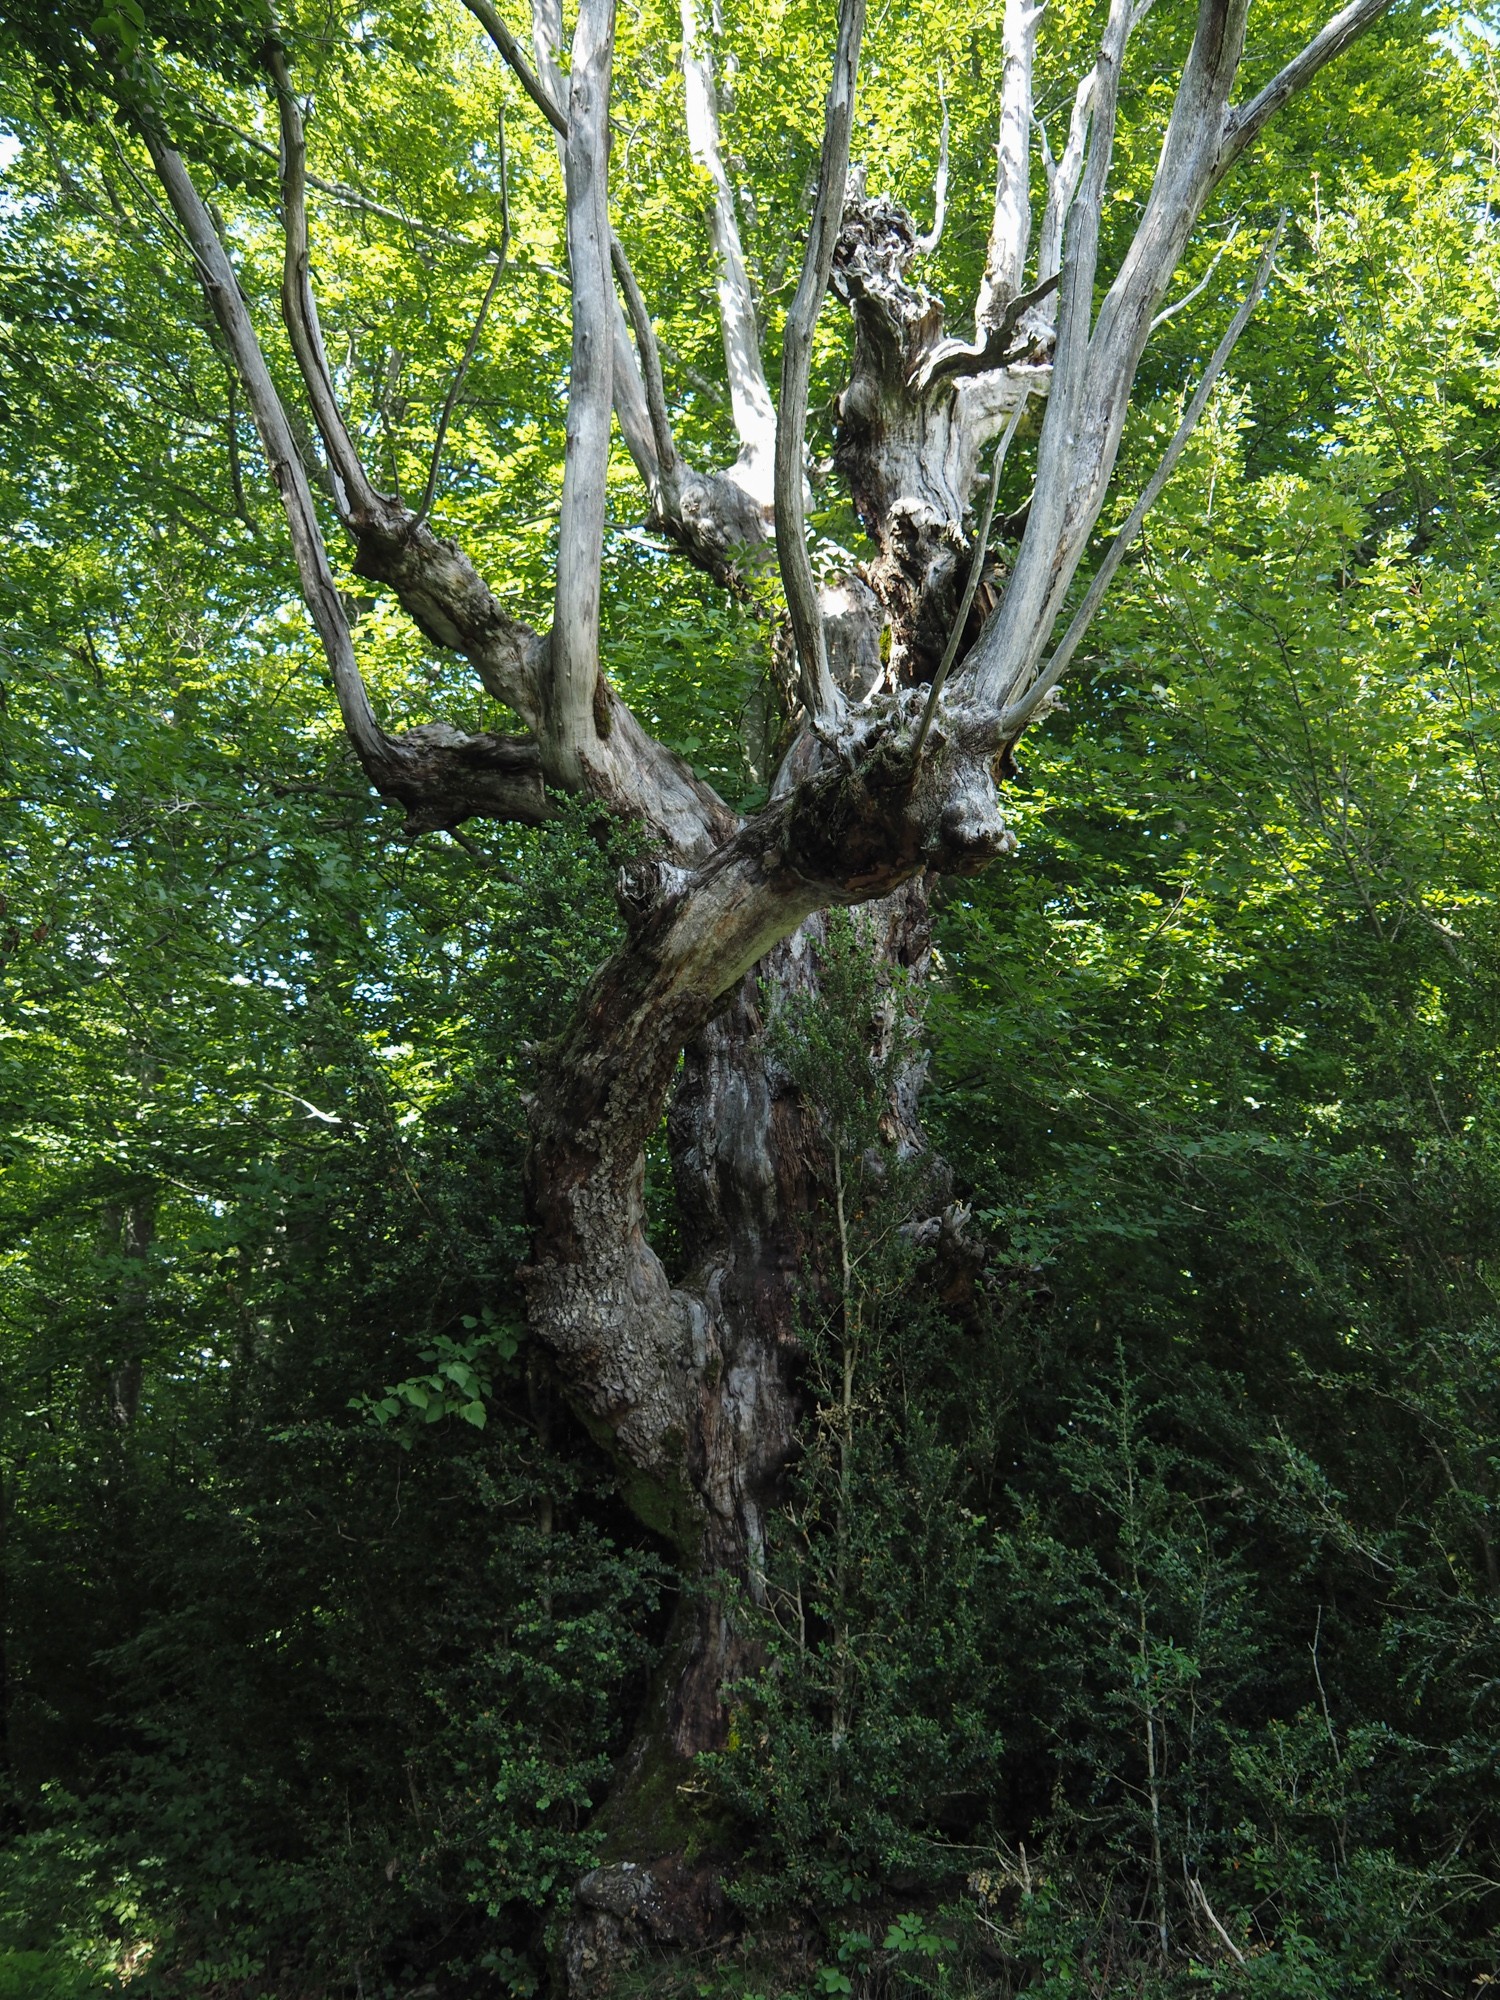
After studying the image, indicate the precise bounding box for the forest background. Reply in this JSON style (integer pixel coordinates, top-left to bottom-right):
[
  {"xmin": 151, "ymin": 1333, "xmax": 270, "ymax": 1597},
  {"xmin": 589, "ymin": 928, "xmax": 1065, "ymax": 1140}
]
[{"xmin": 1, "ymin": 0, "xmax": 1500, "ymax": 1995}]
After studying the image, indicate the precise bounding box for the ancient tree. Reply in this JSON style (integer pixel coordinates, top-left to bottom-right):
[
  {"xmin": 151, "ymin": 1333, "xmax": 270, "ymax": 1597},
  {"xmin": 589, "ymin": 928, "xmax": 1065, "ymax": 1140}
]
[{"xmin": 95, "ymin": 0, "xmax": 1392, "ymax": 1960}]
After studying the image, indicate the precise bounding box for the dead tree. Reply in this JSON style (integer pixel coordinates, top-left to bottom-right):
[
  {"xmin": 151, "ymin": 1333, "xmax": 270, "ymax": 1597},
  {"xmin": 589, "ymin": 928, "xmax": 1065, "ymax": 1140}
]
[{"xmin": 128, "ymin": 0, "xmax": 1390, "ymax": 1966}]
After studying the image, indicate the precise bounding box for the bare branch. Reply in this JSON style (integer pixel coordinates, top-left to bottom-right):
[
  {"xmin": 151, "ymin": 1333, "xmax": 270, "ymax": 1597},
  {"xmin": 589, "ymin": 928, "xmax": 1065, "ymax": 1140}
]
[
  {"xmin": 414, "ymin": 253, "xmax": 508, "ymax": 530},
  {"xmin": 611, "ymin": 233, "xmax": 681, "ymax": 506},
  {"xmin": 459, "ymin": 0, "xmax": 567, "ymax": 134},
  {"xmin": 1034, "ymin": 65, "xmax": 1096, "ymax": 301},
  {"xmin": 141, "ymin": 129, "xmax": 547, "ymax": 831},
  {"xmin": 998, "ymin": 221, "xmax": 1281, "ymax": 740},
  {"xmin": 412, "ymin": 102, "xmax": 513, "ymax": 531},
  {"xmin": 681, "ymin": 0, "xmax": 777, "ymax": 499},
  {"xmin": 1219, "ymin": 0, "xmax": 1394, "ymax": 178},
  {"xmin": 775, "ymin": 0, "xmax": 866, "ymax": 729},
  {"xmin": 530, "ymin": 0, "xmax": 566, "ymax": 105},
  {"xmin": 911, "ymin": 396, "xmax": 1027, "ymax": 762},
  {"xmin": 913, "ymin": 77, "xmax": 949, "ymax": 257},
  {"xmin": 970, "ymin": 0, "xmax": 1245, "ymax": 715},
  {"xmin": 1149, "ymin": 220, "xmax": 1240, "ymax": 332},
  {"xmin": 976, "ymin": 0, "xmax": 1043, "ymax": 330},
  {"xmin": 258, "ymin": 41, "xmax": 542, "ymax": 720},
  {"xmin": 461, "ymin": 0, "xmax": 664, "ymax": 500},
  {"xmin": 546, "ymin": 0, "xmax": 616, "ymax": 785},
  {"xmin": 266, "ymin": 39, "xmax": 382, "ymax": 524}
]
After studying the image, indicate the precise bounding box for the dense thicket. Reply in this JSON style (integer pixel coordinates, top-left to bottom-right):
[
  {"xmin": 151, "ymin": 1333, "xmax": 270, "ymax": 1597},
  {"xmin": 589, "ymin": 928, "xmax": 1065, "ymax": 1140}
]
[{"xmin": 2, "ymin": 0, "xmax": 1499, "ymax": 1994}]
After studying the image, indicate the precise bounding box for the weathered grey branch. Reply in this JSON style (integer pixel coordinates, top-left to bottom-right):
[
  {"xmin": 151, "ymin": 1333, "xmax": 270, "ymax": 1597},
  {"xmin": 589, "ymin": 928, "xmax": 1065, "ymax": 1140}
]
[
  {"xmin": 611, "ymin": 234, "xmax": 682, "ymax": 509},
  {"xmin": 775, "ymin": 0, "xmax": 866, "ymax": 728},
  {"xmin": 998, "ymin": 221, "xmax": 1282, "ymax": 739},
  {"xmin": 965, "ymin": 0, "xmax": 1139, "ymax": 710},
  {"xmin": 530, "ymin": 0, "xmax": 566, "ymax": 104},
  {"xmin": 976, "ymin": 0, "xmax": 1042, "ymax": 329},
  {"xmin": 546, "ymin": 0, "xmax": 616, "ymax": 786},
  {"xmin": 913, "ymin": 79, "xmax": 949, "ymax": 257},
  {"xmin": 142, "ymin": 130, "xmax": 547, "ymax": 831},
  {"xmin": 907, "ymin": 272, "xmax": 1058, "ymax": 394},
  {"xmin": 1220, "ymin": 0, "xmax": 1394, "ymax": 176},
  {"xmin": 681, "ymin": 0, "xmax": 777, "ymax": 504},
  {"xmin": 266, "ymin": 40, "xmax": 383, "ymax": 525},
  {"xmin": 1034, "ymin": 64, "xmax": 1096, "ymax": 304},
  {"xmin": 911, "ymin": 397, "xmax": 1026, "ymax": 762},
  {"xmin": 461, "ymin": 0, "xmax": 667, "ymax": 502},
  {"xmin": 259, "ymin": 40, "xmax": 543, "ymax": 722}
]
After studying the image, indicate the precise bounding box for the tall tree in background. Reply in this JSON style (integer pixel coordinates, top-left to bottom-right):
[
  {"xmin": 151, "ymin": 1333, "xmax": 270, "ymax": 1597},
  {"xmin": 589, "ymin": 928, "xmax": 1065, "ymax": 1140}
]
[{"xmin": 3, "ymin": 0, "xmax": 1399, "ymax": 1950}]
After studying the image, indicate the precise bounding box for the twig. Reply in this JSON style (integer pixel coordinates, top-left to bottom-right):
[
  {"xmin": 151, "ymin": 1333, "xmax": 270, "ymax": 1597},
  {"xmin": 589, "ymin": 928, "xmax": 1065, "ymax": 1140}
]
[{"xmin": 1150, "ymin": 222, "xmax": 1242, "ymax": 332}]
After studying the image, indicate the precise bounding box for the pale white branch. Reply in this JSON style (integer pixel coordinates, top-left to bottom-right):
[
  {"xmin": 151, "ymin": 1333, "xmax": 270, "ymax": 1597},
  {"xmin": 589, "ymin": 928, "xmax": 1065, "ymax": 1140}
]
[
  {"xmin": 140, "ymin": 130, "xmax": 547, "ymax": 829},
  {"xmin": 970, "ymin": 0, "xmax": 1279, "ymax": 718},
  {"xmin": 530, "ymin": 0, "xmax": 566, "ymax": 106},
  {"xmin": 775, "ymin": 0, "xmax": 865, "ymax": 729},
  {"xmin": 611, "ymin": 233, "xmax": 682, "ymax": 508},
  {"xmin": 998, "ymin": 221, "xmax": 1281, "ymax": 740},
  {"xmin": 461, "ymin": 0, "xmax": 663, "ymax": 496},
  {"xmin": 548, "ymin": 0, "xmax": 616, "ymax": 785},
  {"xmin": 681, "ymin": 0, "xmax": 777, "ymax": 501},
  {"xmin": 976, "ymin": 0, "xmax": 1043, "ymax": 330},
  {"xmin": 913, "ymin": 77, "xmax": 949, "ymax": 257},
  {"xmin": 1034, "ymin": 64, "xmax": 1096, "ymax": 304},
  {"xmin": 1149, "ymin": 221, "xmax": 1240, "ymax": 333}
]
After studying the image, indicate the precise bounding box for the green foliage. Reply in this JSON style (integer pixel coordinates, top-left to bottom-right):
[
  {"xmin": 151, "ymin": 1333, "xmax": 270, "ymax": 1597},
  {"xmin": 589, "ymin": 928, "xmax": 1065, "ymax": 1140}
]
[
  {"xmin": 3, "ymin": 0, "xmax": 1500, "ymax": 1994},
  {"xmin": 713, "ymin": 918, "xmax": 1012, "ymax": 1913}
]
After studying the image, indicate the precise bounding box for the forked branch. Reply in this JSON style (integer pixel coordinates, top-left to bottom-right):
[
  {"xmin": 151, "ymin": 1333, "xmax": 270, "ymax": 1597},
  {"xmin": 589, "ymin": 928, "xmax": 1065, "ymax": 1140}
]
[
  {"xmin": 141, "ymin": 130, "xmax": 547, "ymax": 831},
  {"xmin": 1220, "ymin": 0, "xmax": 1394, "ymax": 175},
  {"xmin": 266, "ymin": 39, "xmax": 383, "ymax": 525},
  {"xmin": 460, "ymin": 0, "xmax": 677, "ymax": 506}
]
